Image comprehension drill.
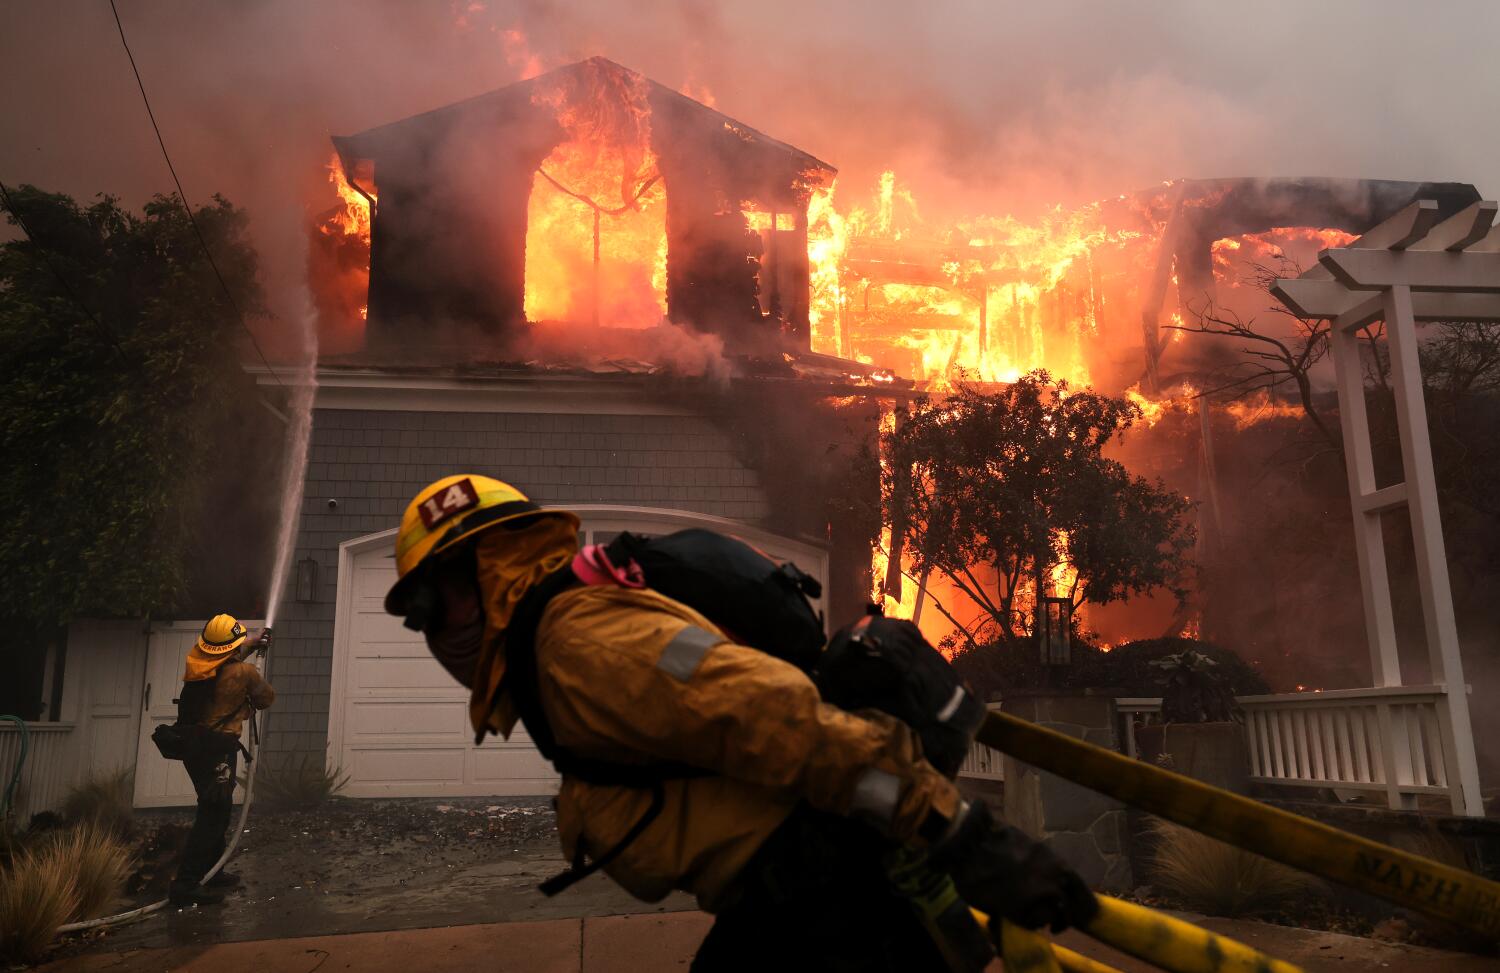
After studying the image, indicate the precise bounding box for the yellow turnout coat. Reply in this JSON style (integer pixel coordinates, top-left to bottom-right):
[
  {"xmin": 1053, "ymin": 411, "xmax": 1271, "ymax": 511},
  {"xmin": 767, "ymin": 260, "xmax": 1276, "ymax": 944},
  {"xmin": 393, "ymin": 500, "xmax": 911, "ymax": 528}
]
[{"xmin": 468, "ymin": 520, "xmax": 962, "ymax": 911}]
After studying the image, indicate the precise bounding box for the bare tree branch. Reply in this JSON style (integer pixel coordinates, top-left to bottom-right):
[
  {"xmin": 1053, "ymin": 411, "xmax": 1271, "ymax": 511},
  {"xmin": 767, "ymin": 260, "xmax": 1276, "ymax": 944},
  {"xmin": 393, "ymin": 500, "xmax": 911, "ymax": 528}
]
[{"xmin": 1164, "ymin": 297, "xmax": 1339, "ymax": 449}]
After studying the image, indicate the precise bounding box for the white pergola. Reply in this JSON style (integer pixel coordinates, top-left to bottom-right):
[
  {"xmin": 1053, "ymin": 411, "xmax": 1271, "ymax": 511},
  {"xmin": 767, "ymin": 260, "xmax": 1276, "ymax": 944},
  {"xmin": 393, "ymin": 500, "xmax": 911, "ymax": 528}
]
[{"xmin": 1269, "ymin": 199, "xmax": 1500, "ymax": 817}]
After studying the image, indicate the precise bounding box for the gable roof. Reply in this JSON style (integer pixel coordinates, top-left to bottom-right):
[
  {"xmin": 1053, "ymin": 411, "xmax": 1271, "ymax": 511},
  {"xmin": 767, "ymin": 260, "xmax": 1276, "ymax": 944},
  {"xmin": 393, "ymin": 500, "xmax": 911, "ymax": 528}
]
[{"xmin": 333, "ymin": 56, "xmax": 835, "ymax": 179}]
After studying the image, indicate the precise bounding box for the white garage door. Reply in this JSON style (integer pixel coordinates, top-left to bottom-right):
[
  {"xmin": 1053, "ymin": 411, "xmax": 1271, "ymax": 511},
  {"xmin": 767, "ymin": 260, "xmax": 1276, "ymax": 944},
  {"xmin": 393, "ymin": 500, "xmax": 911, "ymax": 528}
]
[{"xmin": 329, "ymin": 506, "xmax": 828, "ymax": 799}]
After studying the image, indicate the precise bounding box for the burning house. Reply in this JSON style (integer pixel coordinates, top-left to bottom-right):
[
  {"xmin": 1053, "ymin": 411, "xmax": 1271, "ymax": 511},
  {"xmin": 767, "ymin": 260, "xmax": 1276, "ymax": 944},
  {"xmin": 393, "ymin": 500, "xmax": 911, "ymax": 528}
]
[
  {"xmin": 241, "ymin": 59, "xmax": 894, "ymax": 798},
  {"xmin": 312, "ymin": 56, "xmax": 836, "ymax": 361}
]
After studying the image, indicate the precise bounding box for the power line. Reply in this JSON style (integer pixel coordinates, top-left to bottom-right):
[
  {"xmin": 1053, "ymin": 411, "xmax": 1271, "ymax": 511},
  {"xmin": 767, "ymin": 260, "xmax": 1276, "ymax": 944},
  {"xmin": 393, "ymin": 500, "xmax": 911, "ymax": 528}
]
[
  {"xmin": 0, "ymin": 179, "xmax": 136, "ymax": 369},
  {"xmin": 107, "ymin": 0, "xmax": 286, "ymax": 390}
]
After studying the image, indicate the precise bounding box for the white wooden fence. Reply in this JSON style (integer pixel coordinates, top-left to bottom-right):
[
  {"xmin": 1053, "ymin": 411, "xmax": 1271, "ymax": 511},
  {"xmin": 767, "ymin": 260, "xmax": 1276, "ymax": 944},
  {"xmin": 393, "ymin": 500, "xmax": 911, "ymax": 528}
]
[{"xmin": 0, "ymin": 723, "xmax": 77, "ymax": 824}]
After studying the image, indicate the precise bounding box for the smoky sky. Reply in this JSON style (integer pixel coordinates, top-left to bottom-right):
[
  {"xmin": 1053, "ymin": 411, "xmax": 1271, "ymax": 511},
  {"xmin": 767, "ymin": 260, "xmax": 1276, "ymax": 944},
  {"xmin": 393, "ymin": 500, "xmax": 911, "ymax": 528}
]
[{"xmin": 4, "ymin": 0, "xmax": 1499, "ymax": 323}]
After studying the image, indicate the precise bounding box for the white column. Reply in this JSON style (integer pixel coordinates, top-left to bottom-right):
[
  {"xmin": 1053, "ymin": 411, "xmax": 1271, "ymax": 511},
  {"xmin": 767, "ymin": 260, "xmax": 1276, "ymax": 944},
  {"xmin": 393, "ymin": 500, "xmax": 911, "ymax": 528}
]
[
  {"xmin": 1329, "ymin": 307, "xmax": 1402, "ymax": 687},
  {"xmin": 1382, "ymin": 284, "xmax": 1483, "ymax": 815}
]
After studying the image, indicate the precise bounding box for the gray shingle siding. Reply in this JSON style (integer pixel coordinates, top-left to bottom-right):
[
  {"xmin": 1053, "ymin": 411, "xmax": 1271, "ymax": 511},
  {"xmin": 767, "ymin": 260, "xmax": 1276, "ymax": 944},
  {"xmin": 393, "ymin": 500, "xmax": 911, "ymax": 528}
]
[{"xmin": 260, "ymin": 407, "xmax": 769, "ymax": 767}]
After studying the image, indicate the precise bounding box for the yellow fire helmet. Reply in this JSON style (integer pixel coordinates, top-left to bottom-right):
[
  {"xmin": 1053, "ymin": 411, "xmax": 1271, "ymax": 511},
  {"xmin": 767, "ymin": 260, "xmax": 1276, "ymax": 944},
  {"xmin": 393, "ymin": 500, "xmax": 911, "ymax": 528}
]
[
  {"xmin": 196, "ymin": 614, "xmax": 248, "ymax": 656},
  {"xmin": 384, "ymin": 475, "xmax": 578, "ymax": 619}
]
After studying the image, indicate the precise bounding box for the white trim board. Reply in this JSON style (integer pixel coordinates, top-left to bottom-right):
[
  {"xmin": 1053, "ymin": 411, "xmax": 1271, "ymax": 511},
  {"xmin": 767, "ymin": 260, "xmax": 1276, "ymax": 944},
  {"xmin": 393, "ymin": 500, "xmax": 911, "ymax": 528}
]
[{"xmin": 252, "ymin": 367, "xmax": 699, "ymax": 417}]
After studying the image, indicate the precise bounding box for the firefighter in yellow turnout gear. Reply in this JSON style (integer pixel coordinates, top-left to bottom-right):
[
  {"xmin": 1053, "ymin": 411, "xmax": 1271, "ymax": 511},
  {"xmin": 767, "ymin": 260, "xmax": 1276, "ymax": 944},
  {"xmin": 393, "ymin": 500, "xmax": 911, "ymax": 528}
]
[
  {"xmin": 386, "ymin": 476, "xmax": 1096, "ymax": 970},
  {"xmin": 169, "ymin": 614, "xmax": 274, "ymax": 906}
]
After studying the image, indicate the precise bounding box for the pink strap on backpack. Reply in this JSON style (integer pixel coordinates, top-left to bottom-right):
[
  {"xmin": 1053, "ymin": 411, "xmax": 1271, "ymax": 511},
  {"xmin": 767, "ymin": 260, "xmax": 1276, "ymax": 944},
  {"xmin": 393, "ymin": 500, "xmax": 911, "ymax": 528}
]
[{"xmin": 572, "ymin": 544, "xmax": 647, "ymax": 589}]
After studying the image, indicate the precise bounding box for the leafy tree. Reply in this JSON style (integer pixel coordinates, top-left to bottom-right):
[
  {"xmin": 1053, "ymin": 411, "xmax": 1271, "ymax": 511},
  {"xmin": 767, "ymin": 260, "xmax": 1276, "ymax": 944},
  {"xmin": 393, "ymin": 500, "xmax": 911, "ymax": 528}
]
[
  {"xmin": 0, "ymin": 187, "xmax": 265, "ymax": 717},
  {"xmin": 883, "ymin": 371, "xmax": 1194, "ymax": 645}
]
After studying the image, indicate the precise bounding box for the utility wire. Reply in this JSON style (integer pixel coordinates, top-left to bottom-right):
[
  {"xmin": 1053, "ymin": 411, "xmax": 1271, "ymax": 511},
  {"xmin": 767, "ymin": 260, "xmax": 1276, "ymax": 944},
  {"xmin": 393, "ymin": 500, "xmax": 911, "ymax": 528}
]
[
  {"xmin": 107, "ymin": 0, "xmax": 286, "ymax": 390},
  {"xmin": 0, "ymin": 179, "xmax": 136, "ymax": 369}
]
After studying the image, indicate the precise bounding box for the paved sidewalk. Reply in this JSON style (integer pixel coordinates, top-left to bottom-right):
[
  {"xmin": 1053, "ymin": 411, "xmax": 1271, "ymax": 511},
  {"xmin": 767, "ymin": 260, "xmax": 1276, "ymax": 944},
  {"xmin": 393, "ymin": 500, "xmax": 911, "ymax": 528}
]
[{"xmin": 41, "ymin": 911, "xmax": 1498, "ymax": 972}]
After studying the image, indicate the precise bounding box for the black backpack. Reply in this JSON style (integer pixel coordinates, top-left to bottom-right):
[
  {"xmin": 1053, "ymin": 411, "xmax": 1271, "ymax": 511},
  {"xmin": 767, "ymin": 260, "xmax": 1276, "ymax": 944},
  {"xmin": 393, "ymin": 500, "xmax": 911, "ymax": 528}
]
[
  {"xmin": 504, "ymin": 528, "xmax": 826, "ymax": 774},
  {"xmin": 150, "ymin": 669, "xmax": 249, "ymax": 762},
  {"xmin": 814, "ymin": 612, "xmax": 986, "ymax": 778},
  {"xmin": 602, "ymin": 529, "xmax": 826, "ymax": 671}
]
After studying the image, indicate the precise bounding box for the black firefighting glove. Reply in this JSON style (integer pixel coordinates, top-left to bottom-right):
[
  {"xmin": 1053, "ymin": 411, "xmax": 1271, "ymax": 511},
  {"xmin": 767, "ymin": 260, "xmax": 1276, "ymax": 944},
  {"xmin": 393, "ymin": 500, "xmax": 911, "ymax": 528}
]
[{"xmin": 930, "ymin": 800, "xmax": 1099, "ymax": 935}]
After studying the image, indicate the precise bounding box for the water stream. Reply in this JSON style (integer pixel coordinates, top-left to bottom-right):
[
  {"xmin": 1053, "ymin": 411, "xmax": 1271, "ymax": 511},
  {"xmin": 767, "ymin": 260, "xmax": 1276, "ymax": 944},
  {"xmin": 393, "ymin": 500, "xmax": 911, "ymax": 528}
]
[{"xmin": 264, "ymin": 309, "xmax": 319, "ymax": 629}]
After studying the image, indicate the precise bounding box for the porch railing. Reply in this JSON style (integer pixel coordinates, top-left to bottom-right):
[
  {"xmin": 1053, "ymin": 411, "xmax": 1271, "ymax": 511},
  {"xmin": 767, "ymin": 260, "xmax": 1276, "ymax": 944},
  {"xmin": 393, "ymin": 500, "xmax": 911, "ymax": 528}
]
[
  {"xmin": 956, "ymin": 702, "xmax": 1006, "ymax": 781},
  {"xmin": 1237, "ymin": 685, "xmax": 1465, "ymax": 813},
  {"xmin": 970, "ymin": 685, "xmax": 1471, "ymax": 813},
  {"xmin": 1110, "ymin": 685, "xmax": 1468, "ymax": 813}
]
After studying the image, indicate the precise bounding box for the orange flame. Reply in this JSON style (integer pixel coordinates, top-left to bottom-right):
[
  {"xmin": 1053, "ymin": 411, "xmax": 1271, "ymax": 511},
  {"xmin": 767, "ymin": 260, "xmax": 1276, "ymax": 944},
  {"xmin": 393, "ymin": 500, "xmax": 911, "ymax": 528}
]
[
  {"xmin": 1223, "ymin": 388, "xmax": 1304, "ymax": 428},
  {"xmin": 872, "ymin": 407, "xmax": 916, "ymax": 620},
  {"xmin": 1049, "ymin": 530, "xmax": 1078, "ymax": 599},
  {"xmin": 323, "ymin": 155, "xmax": 373, "ymax": 246},
  {"xmin": 807, "ymin": 183, "xmax": 848, "ymax": 356},
  {"xmin": 524, "ymin": 70, "xmax": 667, "ymax": 328},
  {"xmin": 806, "ymin": 171, "xmax": 1154, "ymax": 389},
  {"xmin": 1212, "ymin": 226, "xmax": 1357, "ymax": 274}
]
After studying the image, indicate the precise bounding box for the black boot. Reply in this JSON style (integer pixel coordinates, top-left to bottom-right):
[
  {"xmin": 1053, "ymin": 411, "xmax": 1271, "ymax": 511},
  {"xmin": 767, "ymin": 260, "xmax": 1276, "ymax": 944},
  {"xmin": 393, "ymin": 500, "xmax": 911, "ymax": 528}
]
[{"xmin": 205, "ymin": 870, "xmax": 241, "ymax": 888}]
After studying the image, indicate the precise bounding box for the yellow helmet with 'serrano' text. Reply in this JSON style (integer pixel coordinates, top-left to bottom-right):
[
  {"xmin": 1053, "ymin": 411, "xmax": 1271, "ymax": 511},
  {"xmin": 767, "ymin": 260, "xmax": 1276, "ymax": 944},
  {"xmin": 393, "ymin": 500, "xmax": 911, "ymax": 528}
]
[
  {"xmin": 196, "ymin": 614, "xmax": 248, "ymax": 656},
  {"xmin": 384, "ymin": 475, "xmax": 577, "ymax": 617}
]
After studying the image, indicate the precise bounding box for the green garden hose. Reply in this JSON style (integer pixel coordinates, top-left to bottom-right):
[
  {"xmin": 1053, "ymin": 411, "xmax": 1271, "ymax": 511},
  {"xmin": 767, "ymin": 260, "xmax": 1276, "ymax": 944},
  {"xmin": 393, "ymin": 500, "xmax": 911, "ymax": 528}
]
[{"xmin": 0, "ymin": 714, "xmax": 28, "ymax": 823}]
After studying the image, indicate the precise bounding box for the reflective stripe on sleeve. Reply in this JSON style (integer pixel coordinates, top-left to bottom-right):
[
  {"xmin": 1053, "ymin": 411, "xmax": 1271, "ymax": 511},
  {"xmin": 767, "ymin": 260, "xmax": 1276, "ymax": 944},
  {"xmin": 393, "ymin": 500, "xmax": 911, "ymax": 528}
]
[
  {"xmin": 850, "ymin": 767, "xmax": 903, "ymax": 829},
  {"xmin": 935, "ymin": 686, "xmax": 967, "ymax": 723},
  {"xmin": 656, "ymin": 626, "xmax": 722, "ymax": 682}
]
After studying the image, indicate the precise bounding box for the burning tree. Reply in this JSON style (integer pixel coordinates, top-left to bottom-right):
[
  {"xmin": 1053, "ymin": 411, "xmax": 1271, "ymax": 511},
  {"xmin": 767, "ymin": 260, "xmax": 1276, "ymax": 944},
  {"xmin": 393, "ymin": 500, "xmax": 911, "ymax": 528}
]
[{"xmin": 882, "ymin": 372, "xmax": 1194, "ymax": 646}]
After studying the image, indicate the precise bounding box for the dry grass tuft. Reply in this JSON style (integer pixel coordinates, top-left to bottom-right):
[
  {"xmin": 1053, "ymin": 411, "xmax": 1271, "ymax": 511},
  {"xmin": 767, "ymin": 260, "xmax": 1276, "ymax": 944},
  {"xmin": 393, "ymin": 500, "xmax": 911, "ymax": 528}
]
[
  {"xmin": 60, "ymin": 768, "xmax": 135, "ymax": 836},
  {"xmin": 252, "ymin": 755, "xmax": 349, "ymax": 808},
  {"xmin": 1390, "ymin": 825, "xmax": 1496, "ymax": 955},
  {"xmin": 0, "ymin": 820, "xmax": 134, "ymax": 962},
  {"xmin": 0, "ymin": 843, "xmax": 79, "ymax": 964},
  {"xmin": 1147, "ymin": 819, "xmax": 1318, "ymax": 917},
  {"xmin": 47, "ymin": 822, "xmax": 133, "ymax": 921}
]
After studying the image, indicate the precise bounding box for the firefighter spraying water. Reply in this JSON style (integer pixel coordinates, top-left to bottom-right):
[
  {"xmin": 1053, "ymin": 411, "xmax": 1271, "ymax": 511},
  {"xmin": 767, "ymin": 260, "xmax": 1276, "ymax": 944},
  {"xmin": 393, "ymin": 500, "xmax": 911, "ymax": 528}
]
[
  {"xmin": 55, "ymin": 325, "xmax": 317, "ymax": 931},
  {"xmin": 152, "ymin": 616, "xmax": 275, "ymax": 907}
]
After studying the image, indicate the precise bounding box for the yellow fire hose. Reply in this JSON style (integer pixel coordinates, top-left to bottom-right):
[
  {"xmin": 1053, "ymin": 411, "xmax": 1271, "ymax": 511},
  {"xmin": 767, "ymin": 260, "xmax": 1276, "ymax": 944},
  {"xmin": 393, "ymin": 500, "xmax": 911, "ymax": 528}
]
[
  {"xmin": 1046, "ymin": 940, "xmax": 1119, "ymax": 973},
  {"xmin": 976, "ymin": 709, "xmax": 1500, "ymax": 940},
  {"xmin": 974, "ymin": 895, "xmax": 1305, "ymax": 973},
  {"xmin": 994, "ymin": 920, "xmax": 1065, "ymax": 972}
]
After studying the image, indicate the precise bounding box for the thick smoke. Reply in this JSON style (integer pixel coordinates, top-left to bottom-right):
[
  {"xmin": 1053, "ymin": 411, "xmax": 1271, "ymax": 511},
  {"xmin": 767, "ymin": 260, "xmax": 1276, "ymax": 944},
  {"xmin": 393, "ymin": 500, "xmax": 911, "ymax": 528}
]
[
  {"xmin": 5, "ymin": 0, "xmax": 1500, "ymax": 337},
  {"xmin": 4, "ymin": 3, "xmax": 1499, "ymax": 693}
]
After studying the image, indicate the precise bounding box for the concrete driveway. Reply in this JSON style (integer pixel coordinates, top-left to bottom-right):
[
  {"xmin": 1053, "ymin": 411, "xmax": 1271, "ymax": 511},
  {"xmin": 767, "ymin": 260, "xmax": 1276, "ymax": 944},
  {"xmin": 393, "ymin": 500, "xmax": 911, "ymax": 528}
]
[{"xmin": 41, "ymin": 910, "xmax": 1497, "ymax": 972}]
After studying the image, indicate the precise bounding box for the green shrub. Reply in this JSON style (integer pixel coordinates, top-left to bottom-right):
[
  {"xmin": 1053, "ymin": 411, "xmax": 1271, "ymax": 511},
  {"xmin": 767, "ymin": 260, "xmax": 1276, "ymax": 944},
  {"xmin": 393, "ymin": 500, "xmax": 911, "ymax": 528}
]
[
  {"xmin": 1101, "ymin": 638, "xmax": 1270, "ymax": 697},
  {"xmin": 251, "ymin": 755, "xmax": 349, "ymax": 807},
  {"xmin": 949, "ymin": 636, "xmax": 1114, "ymax": 701}
]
